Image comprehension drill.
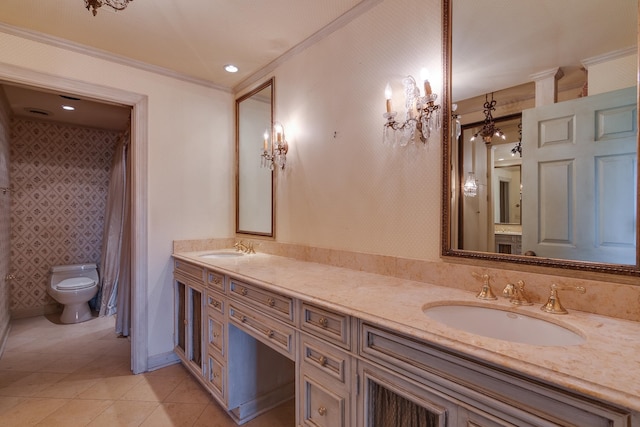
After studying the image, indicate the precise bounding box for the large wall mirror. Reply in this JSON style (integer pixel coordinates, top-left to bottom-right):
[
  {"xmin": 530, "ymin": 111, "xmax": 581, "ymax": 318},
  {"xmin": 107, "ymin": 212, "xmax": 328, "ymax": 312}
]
[
  {"xmin": 442, "ymin": 0, "xmax": 640, "ymax": 276},
  {"xmin": 236, "ymin": 78, "xmax": 274, "ymax": 237}
]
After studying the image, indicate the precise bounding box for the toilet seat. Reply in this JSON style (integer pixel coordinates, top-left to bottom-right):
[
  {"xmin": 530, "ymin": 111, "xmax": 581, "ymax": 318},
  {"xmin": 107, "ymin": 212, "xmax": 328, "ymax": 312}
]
[{"xmin": 56, "ymin": 277, "xmax": 96, "ymax": 291}]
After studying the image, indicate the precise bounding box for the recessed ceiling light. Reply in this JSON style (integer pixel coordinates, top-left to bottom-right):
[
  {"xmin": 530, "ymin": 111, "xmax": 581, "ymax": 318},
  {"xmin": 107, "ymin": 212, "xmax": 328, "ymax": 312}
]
[
  {"xmin": 224, "ymin": 64, "xmax": 239, "ymax": 73},
  {"xmin": 62, "ymin": 105, "xmax": 75, "ymax": 111}
]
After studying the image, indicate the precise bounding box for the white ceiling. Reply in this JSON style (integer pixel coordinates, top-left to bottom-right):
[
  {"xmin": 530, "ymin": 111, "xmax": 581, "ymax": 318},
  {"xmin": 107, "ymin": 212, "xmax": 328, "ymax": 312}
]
[
  {"xmin": 0, "ymin": 0, "xmax": 636, "ymax": 130},
  {"xmin": 0, "ymin": 0, "xmax": 368, "ymax": 130}
]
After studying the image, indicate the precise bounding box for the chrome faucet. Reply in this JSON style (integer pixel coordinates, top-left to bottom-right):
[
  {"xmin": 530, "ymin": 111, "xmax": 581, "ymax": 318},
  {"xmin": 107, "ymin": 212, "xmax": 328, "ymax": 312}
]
[
  {"xmin": 502, "ymin": 280, "xmax": 532, "ymax": 306},
  {"xmin": 472, "ymin": 272, "xmax": 497, "ymax": 300},
  {"xmin": 233, "ymin": 240, "xmax": 255, "ymax": 254},
  {"xmin": 540, "ymin": 284, "xmax": 586, "ymax": 314}
]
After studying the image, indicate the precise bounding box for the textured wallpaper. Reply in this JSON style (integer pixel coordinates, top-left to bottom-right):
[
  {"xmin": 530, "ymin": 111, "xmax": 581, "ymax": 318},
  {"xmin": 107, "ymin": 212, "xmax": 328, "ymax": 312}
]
[
  {"xmin": 0, "ymin": 91, "xmax": 11, "ymax": 339},
  {"xmin": 9, "ymin": 118, "xmax": 119, "ymax": 317}
]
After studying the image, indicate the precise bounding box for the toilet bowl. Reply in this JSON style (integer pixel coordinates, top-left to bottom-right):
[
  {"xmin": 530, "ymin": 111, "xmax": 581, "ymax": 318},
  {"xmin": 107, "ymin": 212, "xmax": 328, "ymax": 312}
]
[{"xmin": 48, "ymin": 263, "xmax": 99, "ymax": 324}]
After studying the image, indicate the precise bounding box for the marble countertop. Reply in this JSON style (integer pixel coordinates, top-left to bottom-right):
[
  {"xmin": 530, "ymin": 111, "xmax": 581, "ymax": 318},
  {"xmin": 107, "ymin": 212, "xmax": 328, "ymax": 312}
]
[{"xmin": 173, "ymin": 250, "xmax": 640, "ymax": 413}]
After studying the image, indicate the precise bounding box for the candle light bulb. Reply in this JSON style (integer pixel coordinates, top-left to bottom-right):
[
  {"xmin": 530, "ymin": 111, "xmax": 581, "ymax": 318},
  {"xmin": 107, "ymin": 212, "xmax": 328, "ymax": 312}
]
[
  {"xmin": 385, "ymin": 83, "xmax": 393, "ymax": 113},
  {"xmin": 263, "ymin": 130, "xmax": 269, "ymax": 151},
  {"xmin": 274, "ymin": 123, "xmax": 283, "ymax": 143},
  {"xmin": 420, "ymin": 68, "xmax": 432, "ymax": 95}
]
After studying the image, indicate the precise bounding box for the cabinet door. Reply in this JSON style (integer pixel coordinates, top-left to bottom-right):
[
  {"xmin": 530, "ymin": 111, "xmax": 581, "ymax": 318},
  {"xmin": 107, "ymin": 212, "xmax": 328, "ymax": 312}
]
[
  {"xmin": 176, "ymin": 281, "xmax": 186, "ymax": 354},
  {"xmin": 187, "ymin": 286, "xmax": 204, "ymax": 373},
  {"xmin": 301, "ymin": 375, "xmax": 347, "ymax": 427}
]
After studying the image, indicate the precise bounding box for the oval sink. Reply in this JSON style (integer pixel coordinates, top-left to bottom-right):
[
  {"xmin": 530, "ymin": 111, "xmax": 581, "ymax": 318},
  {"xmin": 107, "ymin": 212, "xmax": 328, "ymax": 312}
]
[
  {"xmin": 423, "ymin": 304, "xmax": 584, "ymax": 346},
  {"xmin": 199, "ymin": 251, "xmax": 244, "ymax": 259}
]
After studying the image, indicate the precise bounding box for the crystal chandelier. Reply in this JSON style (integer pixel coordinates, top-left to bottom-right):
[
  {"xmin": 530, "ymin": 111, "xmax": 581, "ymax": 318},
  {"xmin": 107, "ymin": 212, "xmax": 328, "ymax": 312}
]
[
  {"xmin": 511, "ymin": 121, "xmax": 523, "ymax": 157},
  {"xmin": 470, "ymin": 93, "xmax": 505, "ymax": 144},
  {"xmin": 383, "ymin": 69, "xmax": 441, "ymax": 147},
  {"xmin": 85, "ymin": 0, "xmax": 132, "ymax": 16}
]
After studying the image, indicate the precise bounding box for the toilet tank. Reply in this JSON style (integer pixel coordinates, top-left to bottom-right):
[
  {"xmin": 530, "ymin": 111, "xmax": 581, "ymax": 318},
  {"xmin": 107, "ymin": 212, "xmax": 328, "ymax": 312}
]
[{"xmin": 50, "ymin": 263, "xmax": 99, "ymax": 284}]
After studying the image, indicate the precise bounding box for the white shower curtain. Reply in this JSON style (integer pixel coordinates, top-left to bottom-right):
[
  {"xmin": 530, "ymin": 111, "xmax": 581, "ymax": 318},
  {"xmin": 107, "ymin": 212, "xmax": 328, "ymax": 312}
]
[{"xmin": 98, "ymin": 128, "xmax": 131, "ymax": 337}]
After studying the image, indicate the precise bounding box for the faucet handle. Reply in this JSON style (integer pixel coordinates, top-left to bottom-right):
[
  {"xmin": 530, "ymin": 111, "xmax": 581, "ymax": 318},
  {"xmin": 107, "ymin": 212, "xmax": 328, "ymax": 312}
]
[
  {"xmin": 472, "ymin": 272, "xmax": 497, "ymax": 300},
  {"xmin": 540, "ymin": 283, "xmax": 586, "ymax": 314}
]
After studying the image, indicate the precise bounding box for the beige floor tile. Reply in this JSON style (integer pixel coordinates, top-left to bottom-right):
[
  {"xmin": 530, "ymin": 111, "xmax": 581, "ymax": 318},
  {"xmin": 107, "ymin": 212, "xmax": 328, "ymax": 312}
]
[
  {"xmin": 76, "ymin": 374, "xmax": 143, "ymax": 400},
  {"xmin": 0, "ymin": 395, "xmax": 27, "ymax": 412},
  {"xmin": 32, "ymin": 374, "xmax": 100, "ymax": 399},
  {"xmin": 163, "ymin": 377, "xmax": 212, "ymax": 405},
  {"xmin": 87, "ymin": 400, "xmax": 159, "ymax": 427},
  {"xmin": 140, "ymin": 402, "xmax": 207, "ymax": 427},
  {"xmin": 192, "ymin": 403, "xmax": 239, "ymax": 427},
  {"xmin": 120, "ymin": 375, "xmax": 184, "ymax": 402},
  {"xmin": 145, "ymin": 363, "xmax": 190, "ymax": 380},
  {"xmin": 0, "ymin": 372, "xmax": 68, "ymax": 397},
  {"xmin": 0, "ymin": 370, "xmax": 27, "ymax": 388},
  {"xmin": 0, "ymin": 397, "xmax": 67, "ymax": 427},
  {"xmin": 244, "ymin": 399, "xmax": 296, "ymax": 427},
  {"xmin": 34, "ymin": 398, "xmax": 113, "ymax": 427}
]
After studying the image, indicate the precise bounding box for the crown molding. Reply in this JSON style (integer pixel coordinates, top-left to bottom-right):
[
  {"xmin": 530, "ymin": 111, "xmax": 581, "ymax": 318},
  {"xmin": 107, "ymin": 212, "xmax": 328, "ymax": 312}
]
[{"xmin": 0, "ymin": 22, "xmax": 232, "ymax": 93}]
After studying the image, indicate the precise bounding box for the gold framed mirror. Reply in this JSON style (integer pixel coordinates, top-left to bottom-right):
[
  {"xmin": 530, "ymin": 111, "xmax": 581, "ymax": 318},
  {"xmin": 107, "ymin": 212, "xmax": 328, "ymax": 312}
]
[
  {"xmin": 441, "ymin": 0, "xmax": 640, "ymax": 277},
  {"xmin": 236, "ymin": 78, "xmax": 275, "ymax": 237}
]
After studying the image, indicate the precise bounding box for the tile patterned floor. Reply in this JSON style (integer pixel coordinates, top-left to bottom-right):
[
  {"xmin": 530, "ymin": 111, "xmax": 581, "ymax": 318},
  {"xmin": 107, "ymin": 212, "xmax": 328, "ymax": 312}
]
[{"xmin": 0, "ymin": 315, "xmax": 295, "ymax": 426}]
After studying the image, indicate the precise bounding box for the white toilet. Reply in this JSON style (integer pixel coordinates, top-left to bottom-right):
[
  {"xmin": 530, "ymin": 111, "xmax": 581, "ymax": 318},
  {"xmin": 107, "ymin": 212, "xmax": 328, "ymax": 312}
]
[{"xmin": 48, "ymin": 263, "xmax": 99, "ymax": 324}]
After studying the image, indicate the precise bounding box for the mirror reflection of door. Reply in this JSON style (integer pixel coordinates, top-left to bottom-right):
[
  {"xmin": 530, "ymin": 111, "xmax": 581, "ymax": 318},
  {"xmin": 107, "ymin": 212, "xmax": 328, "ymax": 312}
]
[{"xmin": 459, "ymin": 115, "xmax": 522, "ymax": 254}]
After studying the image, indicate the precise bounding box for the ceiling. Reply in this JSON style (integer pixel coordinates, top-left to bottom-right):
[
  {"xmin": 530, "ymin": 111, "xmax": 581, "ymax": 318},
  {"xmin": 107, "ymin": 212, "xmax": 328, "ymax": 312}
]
[
  {"xmin": 0, "ymin": 0, "xmax": 635, "ymax": 130},
  {"xmin": 0, "ymin": 0, "xmax": 367, "ymax": 130}
]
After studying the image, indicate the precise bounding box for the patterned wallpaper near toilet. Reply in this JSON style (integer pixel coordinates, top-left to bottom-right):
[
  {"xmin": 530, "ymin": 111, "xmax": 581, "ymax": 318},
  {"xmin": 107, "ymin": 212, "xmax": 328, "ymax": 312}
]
[
  {"xmin": 9, "ymin": 118, "xmax": 119, "ymax": 318},
  {"xmin": 0, "ymin": 93, "xmax": 11, "ymax": 344}
]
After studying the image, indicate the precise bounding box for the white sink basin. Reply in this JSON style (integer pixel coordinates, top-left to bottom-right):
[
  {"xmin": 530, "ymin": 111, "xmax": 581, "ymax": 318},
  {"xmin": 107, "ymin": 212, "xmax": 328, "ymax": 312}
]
[
  {"xmin": 423, "ymin": 304, "xmax": 584, "ymax": 346},
  {"xmin": 199, "ymin": 251, "xmax": 244, "ymax": 259}
]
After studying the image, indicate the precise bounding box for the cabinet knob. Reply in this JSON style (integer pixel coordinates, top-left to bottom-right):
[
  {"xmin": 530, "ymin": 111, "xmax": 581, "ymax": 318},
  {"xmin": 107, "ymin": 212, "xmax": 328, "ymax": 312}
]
[
  {"xmin": 213, "ymin": 332, "xmax": 220, "ymax": 338},
  {"xmin": 318, "ymin": 355, "xmax": 328, "ymax": 366},
  {"xmin": 241, "ymin": 315, "xmax": 247, "ymax": 323},
  {"xmin": 212, "ymin": 300, "xmax": 220, "ymax": 308},
  {"xmin": 183, "ymin": 319, "xmax": 188, "ymax": 325},
  {"xmin": 266, "ymin": 329, "xmax": 274, "ymax": 338},
  {"xmin": 267, "ymin": 297, "xmax": 275, "ymax": 307},
  {"xmin": 241, "ymin": 287, "xmax": 248, "ymax": 296},
  {"xmin": 213, "ymin": 372, "xmax": 219, "ymax": 379},
  {"xmin": 317, "ymin": 406, "xmax": 327, "ymax": 416},
  {"xmin": 318, "ymin": 317, "xmax": 328, "ymax": 327}
]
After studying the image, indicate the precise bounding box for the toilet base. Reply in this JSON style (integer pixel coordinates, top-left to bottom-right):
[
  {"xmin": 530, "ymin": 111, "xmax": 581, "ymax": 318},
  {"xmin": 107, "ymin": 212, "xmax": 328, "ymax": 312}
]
[{"xmin": 60, "ymin": 302, "xmax": 94, "ymax": 324}]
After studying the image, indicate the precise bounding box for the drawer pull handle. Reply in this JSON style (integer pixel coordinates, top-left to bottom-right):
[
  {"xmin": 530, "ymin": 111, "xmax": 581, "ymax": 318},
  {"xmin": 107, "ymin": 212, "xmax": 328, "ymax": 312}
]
[
  {"xmin": 266, "ymin": 329, "xmax": 274, "ymax": 338},
  {"xmin": 318, "ymin": 355, "xmax": 328, "ymax": 366},
  {"xmin": 212, "ymin": 277, "xmax": 221, "ymax": 284},
  {"xmin": 241, "ymin": 287, "xmax": 248, "ymax": 296},
  {"xmin": 241, "ymin": 315, "xmax": 247, "ymax": 323},
  {"xmin": 213, "ymin": 301, "xmax": 220, "ymax": 308},
  {"xmin": 318, "ymin": 317, "xmax": 328, "ymax": 327},
  {"xmin": 213, "ymin": 332, "xmax": 220, "ymax": 338},
  {"xmin": 267, "ymin": 297, "xmax": 275, "ymax": 307},
  {"xmin": 213, "ymin": 372, "xmax": 219, "ymax": 379},
  {"xmin": 317, "ymin": 406, "xmax": 327, "ymax": 416}
]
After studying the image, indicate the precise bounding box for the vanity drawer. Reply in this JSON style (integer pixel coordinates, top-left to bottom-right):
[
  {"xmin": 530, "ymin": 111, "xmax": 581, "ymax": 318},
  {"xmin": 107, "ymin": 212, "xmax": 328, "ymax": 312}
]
[
  {"xmin": 207, "ymin": 312, "xmax": 224, "ymax": 357},
  {"xmin": 228, "ymin": 301, "xmax": 296, "ymax": 359},
  {"xmin": 301, "ymin": 375, "xmax": 347, "ymax": 427},
  {"xmin": 300, "ymin": 333, "xmax": 351, "ymax": 386},
  {"xmin": 206, "ymin": 354, "xmax": 225, "ymax": 400},
  {"xmin": 206, "ymin": 292, "xmax": 224, "ymax": 317},
  {"xmin": 301, "ymin": 302, "xmax": 351, "ymax": 350},
  {"xmin": 206, "ymin": 270, "xmax": 225, "ymax": 293},
  {"xmin": 174, "ymin": 260, "xmax": 205, "ymax": 284},
  {"xmin": 229, "ymin": 279, "xmax": 295, "ymax": 324}
]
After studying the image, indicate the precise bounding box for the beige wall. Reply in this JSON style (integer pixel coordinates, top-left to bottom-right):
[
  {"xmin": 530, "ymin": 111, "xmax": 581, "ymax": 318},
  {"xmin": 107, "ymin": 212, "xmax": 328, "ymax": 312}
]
[
  {"xmin": 269, "ymin": 0, "xmax": 442, "ymax": 259},
  {"xmin": 0, "ymin": 31, "xmax": 235, "ymax": 358}
]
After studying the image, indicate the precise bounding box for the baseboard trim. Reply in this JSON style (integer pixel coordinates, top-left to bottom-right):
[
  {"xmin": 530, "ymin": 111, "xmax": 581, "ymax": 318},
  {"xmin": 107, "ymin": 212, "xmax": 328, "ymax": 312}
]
[
  {"xmin": 147, "ymin": 350, "xmax": 180, "ymax": 372},
  {"xmin": 10, "ymin": 304, "xmax": 61, "ymax": 320}
]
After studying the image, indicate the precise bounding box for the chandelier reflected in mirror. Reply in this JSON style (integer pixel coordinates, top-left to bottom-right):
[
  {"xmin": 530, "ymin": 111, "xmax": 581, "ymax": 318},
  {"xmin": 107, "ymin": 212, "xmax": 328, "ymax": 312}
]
[
  {"xmin": 470, "ymin": 93, "xmax": 505, "ymax": 144},
  {"xmin": 85, "ymin": 0, "xmax": 132, "ymax": 16}
]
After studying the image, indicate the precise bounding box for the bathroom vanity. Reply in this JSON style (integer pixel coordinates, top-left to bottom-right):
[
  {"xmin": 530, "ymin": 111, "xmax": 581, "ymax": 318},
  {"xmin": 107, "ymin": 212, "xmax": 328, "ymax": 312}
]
[{"xmin": 172, "ymin": 250, "xmax": 640, "ymax": 426}]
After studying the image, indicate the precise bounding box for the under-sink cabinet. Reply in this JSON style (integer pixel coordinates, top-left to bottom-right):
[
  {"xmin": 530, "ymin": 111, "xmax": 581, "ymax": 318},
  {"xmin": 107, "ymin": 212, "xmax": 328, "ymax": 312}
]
[{"xmin": 173, "ymin": 258, "xmax": 636, "ymax": 427}]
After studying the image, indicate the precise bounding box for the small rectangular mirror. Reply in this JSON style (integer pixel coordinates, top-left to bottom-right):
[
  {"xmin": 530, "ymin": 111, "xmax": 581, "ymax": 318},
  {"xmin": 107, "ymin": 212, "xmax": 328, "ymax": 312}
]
[{"xmin": 236, "ymin": 78, "xmax": 274, "ymax": 237}]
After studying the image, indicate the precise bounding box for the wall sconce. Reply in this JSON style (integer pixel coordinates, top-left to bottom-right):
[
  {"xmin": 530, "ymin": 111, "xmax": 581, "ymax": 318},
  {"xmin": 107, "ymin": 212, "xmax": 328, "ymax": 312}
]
[
  {"xmin": 261, "ymin": 122, "xmax": 288, "ymax": 170},
  {"xmin": 383, "ymin": 68, "xmax": 441, "ymax": 146}
]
